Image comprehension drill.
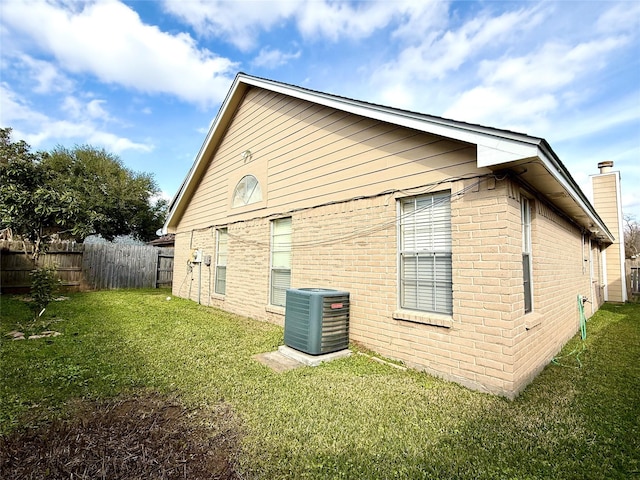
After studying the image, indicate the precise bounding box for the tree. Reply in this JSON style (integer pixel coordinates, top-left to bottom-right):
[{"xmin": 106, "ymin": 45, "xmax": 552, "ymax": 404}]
[
  {"xmin": 44, "ymin": 145, "xmax": 167, "ymax": 242},
  {"xmin": 1, "ymin": 128, "xmax": 167, "ymax": 257},
  {"xmin": 0, "ymin": 128, "xmax": 81, "ymax": 260},
  {"xmin": 624, "ymin": 215, "xmax": 640, "ymax": 259}
]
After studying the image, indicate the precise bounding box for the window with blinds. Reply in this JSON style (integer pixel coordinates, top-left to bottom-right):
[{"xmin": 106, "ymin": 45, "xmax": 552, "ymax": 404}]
[
  {"xmin": 215, "ymin": 228, "xmax": 228, "ymax": 295},
  {"xmin": 271, "ymin": 217, "xmax": 291, "ymax": 307},
  {"xmin": 399, "ymin": 192, "xmax": 452, "ymax": 315},
  {"xmin": 521, "ymin": 197, "xmax": 533, "ymax": 313}
]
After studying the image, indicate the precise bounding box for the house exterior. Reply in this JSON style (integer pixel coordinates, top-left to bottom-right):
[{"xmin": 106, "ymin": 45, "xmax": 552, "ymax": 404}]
[{"xmin": 163, "ymin": 73, "xmax": 624, "ymax": 398}]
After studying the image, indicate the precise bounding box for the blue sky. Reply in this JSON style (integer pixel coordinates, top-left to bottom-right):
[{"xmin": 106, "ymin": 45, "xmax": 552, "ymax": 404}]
[{"xmin": 1, "ymin": 0, "xmax": 639, "ymax": 221}]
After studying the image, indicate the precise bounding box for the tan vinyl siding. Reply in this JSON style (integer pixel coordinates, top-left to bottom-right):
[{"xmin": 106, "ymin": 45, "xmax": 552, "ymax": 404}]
[{"xmin": 176, "ymin": 87, "xmax": 477, "ymax": 232}]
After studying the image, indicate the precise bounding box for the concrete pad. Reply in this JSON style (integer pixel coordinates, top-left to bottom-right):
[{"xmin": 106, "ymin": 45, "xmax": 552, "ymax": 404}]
[
  {"xmin": 253, "ymin": 346, "xmax": 352, "ymax": 372},
  {"xmin": 278, "ymin": 345, "xmax": 351, "ymax": 367},
  {"xmin": 252, "ymin": 350, "xmax": 304, "ymax": 373}
]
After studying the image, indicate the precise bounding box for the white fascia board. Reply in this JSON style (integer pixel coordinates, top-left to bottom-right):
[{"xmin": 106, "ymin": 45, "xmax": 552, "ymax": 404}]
[
  {"xmin": 476, "ymin": 142, "xmax": 539, "ymax": 166},
  {"xmin": 536, "ymin": 146, "xmax": 614, "ymax": 243}
]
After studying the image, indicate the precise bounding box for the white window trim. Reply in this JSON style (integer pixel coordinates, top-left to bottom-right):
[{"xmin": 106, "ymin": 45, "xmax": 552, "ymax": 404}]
[
  {"xmin": 521, "ymin": 196, "xmax": 533, "ymax": 314},
  {"xmin": 397, "ymin": 191, "xmax": 453, "ymax": 316},
  {"xmin": 270, "ymin": 217, "xmax": 291, "ymax": 307},
  {"xmin": 214, "ymin": 228, "xmax": 228, "ymax": 296}
]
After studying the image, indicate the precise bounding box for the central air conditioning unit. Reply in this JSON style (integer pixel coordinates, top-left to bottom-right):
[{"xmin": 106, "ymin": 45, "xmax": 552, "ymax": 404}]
[{"xmin": 284, "ymin": 288, "xmax": 350, "ymax": 355}]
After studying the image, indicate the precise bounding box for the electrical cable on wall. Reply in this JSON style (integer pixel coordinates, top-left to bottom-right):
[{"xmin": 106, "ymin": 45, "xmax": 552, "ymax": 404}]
[
  {"xmin": 175, "ymin": 169, "xmax": 501, "ymax": 237},
  {"xmin": 177, "ymin": 261, "xmax": 193, "ymax": 297},
  {"xmin": 225, "ymin": 176, "xmax": 486, "ymax": 250}
]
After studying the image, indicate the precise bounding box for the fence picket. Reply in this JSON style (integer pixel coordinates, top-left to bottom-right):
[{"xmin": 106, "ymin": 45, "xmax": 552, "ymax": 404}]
[{"xmin": 0, "ymin": 241, "xmax": 173, "ymax": 293}]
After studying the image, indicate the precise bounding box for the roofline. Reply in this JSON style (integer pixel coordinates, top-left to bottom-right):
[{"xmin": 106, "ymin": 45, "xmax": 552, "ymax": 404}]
[
  {"xmin": 536, "ymin": 140, "xmax": 613, "ymax": 241},
  {"xmin": 164, "ymin": 73, "xmax": 613, "ymax": 242},
  {"xmin": 164, "ymin": 74, "xmax": 248, "ymax": 231}
]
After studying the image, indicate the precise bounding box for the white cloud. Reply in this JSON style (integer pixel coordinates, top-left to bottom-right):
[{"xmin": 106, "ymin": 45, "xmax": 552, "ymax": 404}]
[
  {"xmin": 0, "ymin": 83, "xmax": 152, "ymax": 154},
  {"xmin": 479, "ymin": 37, "xmax": 629, "ymax": 94},
  {"xmin": 596, "ymin": 1, "xmax": 640, "ymax": 35},
  {"xmin": 162, "ymin": 0, "xmax": 298, "ymax": 51},
  {"xmin": 62, "ymin": 96, "xmax": 115, "ymax": 122},
  {"xmin": 0, "ymin": 82, "xmax": 49, "ymax": 125},
  {"xmin": 295, "ymin": 1, "xmax": 397, "ymax": 41},
  {"xmin": 376, "ymin": 83, "xmax": 416, "ymax": 111},
  {"xmin": 445, "ymin": 86, "xmax": 550, "ymax": 130},
  {"xmin": 87, "ymin": 131, "xmax": 153, "ymax": 154},
  {"xmin": 444, "ymin": 35, "xmax": 631, "ymax": 132},
  {"xmin": 16, "ymin": 55, "xmax": 73, "ymax": 94},
  {"xmin": 375, "ymin": 4, "xmax": 544, "ymax": 87},
  {"xmin": 163, "ymin": 0, "xmax": 448, "ymax": 50},
  {"xmin": 252, "ymin": 47, "xmax": 301, "ymax": 68},
  {"xmin": 2, "ymin": 0, "xmax": 236, "ymax": 107},
  {"xmin": 61, "ymin": 96, "xmax": 83, "ymax": 119},
  {"xmin": 86, "ymin": 99, "xmax": 110, "ymax": 120},
  {"xmin": 549, "ymin": 92, "xmax": 640, "ymax": 143},
  {"xmin": 369, "ymin": 4, "xmax": 546, "ymax": 113},
  {"xmin": 151, "ymin": 190, "xmax": 173, "ymax": 204},
  {"xmin": 390, "ymin": 1, "xmax": 450, "ymax": 42}
]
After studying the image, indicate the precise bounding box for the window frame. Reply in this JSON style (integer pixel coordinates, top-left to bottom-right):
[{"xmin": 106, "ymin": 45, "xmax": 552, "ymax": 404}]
[
  {"xmin": 398, "ymin": 191, "xmax": 453, "ymax": 315},
  {"xmin": 270, "ymin": 217, "xmax": 291, "ymax": 307},
  {"xmin": 521, "ymin": 196, "xmax": 533, "ymax": 313},
  {"xmin": 232, "ymin": 175, "xmax": 262, "ymax": 208},
  {"xmin": 214, "ymin": 228, "xmax": 228, "ymax": 295}
]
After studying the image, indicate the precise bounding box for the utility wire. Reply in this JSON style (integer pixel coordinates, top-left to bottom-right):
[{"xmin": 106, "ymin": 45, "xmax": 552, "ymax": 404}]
[{"xmin": 226, "ymin": 176, "xmax": 486, "ymax": 249}]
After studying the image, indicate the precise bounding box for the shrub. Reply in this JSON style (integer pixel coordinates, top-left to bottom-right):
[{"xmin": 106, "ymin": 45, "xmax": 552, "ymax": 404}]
[{"xmin": 28, "ymin": 266, "xmax": 59, "ymax": 320}]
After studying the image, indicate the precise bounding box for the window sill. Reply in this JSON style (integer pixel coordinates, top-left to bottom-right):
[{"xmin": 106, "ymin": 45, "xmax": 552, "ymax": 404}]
[
  {"xmin": 210, "ymin": 293, "xmax": 225, "ymax": 301},
  {"xmin": 265, "ymin": 305, "xmax": 285, "ymax": 316},
  {"xmin": 525, "ymin": 312, "xmax": 543, "ymax": 330},
  {"xmin": 393, "ymin": 309, "xmax": 453, "ymax": 328}
]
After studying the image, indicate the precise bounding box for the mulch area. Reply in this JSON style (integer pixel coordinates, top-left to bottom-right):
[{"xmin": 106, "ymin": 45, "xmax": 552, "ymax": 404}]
[{"xmin": 0, "ymin": 392, "xmax": 241, "ymax": 479}]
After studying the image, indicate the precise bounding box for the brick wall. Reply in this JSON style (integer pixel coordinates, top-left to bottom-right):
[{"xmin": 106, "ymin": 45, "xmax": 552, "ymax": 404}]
[
  {"xmin": 173, "ymin": 176, "xmax": 602, "ymax": 398},
  {"xmin": 510, "ymin": 193, "xmax": 595, "ymax": 393},
  {"xmin": 173, "ymin": 229, "xmax": 215, "ymax": 305},
  {"xmin": 291, "ymin": 194, "xmax": 398, "ymax": 354}
]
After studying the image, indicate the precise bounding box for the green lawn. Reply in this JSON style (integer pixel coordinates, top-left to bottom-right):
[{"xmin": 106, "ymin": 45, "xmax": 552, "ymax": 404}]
[{"xmin": 1, "ymin": 290, "xmax": 639, "ymax": 479}]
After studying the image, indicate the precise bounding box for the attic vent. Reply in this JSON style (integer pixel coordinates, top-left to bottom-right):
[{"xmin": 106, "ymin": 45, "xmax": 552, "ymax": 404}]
[{"xmin": 284, "ymin": 288, "xmax": 350, "ymax": 355}]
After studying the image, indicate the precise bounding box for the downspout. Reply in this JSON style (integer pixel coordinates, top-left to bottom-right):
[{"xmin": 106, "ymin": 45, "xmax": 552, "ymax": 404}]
[
  {"xmin": 587, "ymin": 237, "xmax": 600, "ymax": 315},
  {"xmin": 602, "ymin": 246, "xmax": 608, "ymax": 302}
]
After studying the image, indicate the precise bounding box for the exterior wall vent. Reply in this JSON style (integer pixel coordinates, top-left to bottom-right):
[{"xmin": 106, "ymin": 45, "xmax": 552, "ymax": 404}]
[{"xmin": 284, "ymin": 288, "xmax": 350, "ymax": 355}]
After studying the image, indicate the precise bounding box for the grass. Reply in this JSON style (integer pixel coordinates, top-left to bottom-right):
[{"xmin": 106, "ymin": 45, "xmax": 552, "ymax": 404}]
[{"xmin": 1, "ymin": 289, "xmax": 639, "ymax": 479}]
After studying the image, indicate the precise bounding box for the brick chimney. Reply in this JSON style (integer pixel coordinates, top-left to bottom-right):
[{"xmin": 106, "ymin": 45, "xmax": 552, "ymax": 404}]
[{"xmin": 591, "ymin": 161, "xmax": 627, "ymax": 302}]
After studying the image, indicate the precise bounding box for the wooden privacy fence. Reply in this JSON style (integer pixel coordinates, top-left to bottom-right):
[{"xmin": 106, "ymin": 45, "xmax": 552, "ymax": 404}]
[
  {"xmin": 82, "ymin": 244, "xmax": 174, "ymax": 290},
  {"xmin": 0, "ymin": 241, "xmax": 173, "ymax": 293}
]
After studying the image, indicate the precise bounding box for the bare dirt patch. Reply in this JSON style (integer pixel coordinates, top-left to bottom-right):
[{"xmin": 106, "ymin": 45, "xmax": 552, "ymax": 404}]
[{"xmin": 0, "ymin": 392, "xmax": 241, "ymax": 479}]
